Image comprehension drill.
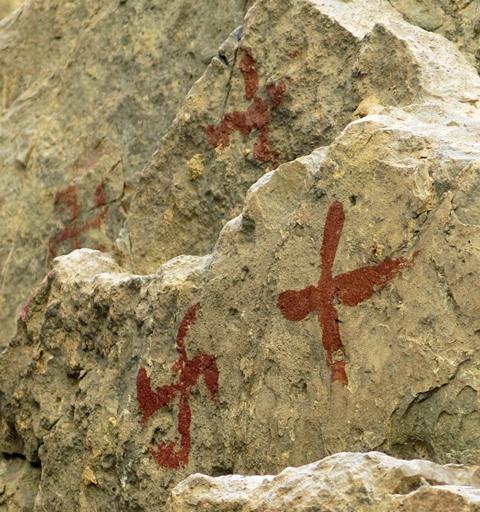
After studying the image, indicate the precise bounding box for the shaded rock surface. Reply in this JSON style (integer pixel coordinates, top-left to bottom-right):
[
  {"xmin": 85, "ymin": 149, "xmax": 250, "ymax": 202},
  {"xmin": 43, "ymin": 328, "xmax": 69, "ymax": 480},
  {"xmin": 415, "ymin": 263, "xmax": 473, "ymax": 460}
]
[
  {"xmin": 169, "ymin": 451, "xmax": 480, "ymax": 511},
  {"xmin": 0, "ymin": 0, "xmax": 252, "ymax": 344},
  {"xmin": 0, "ymin": 455, "xmax": 39, "ymax": 512},
  {"xmin": 2, "ymin": 0, "xmax": 480, "ymax": 511}
]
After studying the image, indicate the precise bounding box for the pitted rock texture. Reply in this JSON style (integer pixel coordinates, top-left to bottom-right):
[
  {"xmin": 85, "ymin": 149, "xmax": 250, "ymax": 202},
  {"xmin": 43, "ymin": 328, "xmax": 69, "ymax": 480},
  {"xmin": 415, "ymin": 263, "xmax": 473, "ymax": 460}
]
[
  {"xmin": 0, "ymin": 0, "xmax": 252, "ymax": 344},
  {"xmin": 3, "ymin": 0, "xmax": 480, "ymax": 511},
  {"xmin": 169, "ymin": 451, "xmax": 480, "ymax": 512},
  {"xmin": 0, "ymin": 454, "xmax": 40, "ymax": 512},
  {"xmin": 126, "ymin": 0, "xmax": 479, "ymax": 274}
]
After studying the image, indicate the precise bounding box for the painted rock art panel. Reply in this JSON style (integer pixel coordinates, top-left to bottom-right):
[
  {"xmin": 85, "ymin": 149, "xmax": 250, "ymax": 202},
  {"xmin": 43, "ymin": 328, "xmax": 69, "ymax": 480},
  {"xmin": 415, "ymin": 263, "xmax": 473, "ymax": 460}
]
[
  {"xmin": 205, "ymin": 47, "xmax": 288, "ymax": 168},
  {"xmin": 3, "ymin": 0, "xmax": 480, "ymax": 510},
  {"xmin": 48, "ymin": 181, "xmax": 109, "ymax": 260},
  {"xmin": 137, "ymin": 303, "xmax": 219, "ymax": 469}
]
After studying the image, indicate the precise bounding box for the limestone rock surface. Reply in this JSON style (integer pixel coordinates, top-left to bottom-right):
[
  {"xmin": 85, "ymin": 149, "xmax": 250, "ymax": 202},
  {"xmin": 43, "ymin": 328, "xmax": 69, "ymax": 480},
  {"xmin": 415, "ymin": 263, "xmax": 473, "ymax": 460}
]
[
  {"xmin": 2, "ymin": 0, "xmax": 480, "ymax": 511},
  {"xmin": 169, "ymin": 451, "xmax": 480, "ymax": 512},
  {"xmin": 0, "ymin": 0, "xmax": 251, "ymax": 343},
  {"xmin": 0, "ymin": 0, "xmax": 22, "ymax": 19},
  {"xmin": 388, "ymin": 0, "xmax": 480, "ymax": 71},
  {"xmin": 126, "ymin": 0, "xmax": 479, "ymax": 274}
]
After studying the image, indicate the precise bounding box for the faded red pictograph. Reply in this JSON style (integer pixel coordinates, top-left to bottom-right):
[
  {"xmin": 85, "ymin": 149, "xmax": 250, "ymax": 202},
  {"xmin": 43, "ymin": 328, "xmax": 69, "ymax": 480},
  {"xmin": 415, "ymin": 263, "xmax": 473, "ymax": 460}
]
[
  {"xmin": 48, "ymin": 181, "xmax": 109, "ymax": 260},
  {"xmin": 136, "ymin": 303, "xmax": 219, "ymax": 469},
  {"xmin": 277, "ymin": 201, "xmax": 418, "ymax": 386},
  {"xmin": 205, "ymin": 47, "xmax": 288, "ymax": 169}
]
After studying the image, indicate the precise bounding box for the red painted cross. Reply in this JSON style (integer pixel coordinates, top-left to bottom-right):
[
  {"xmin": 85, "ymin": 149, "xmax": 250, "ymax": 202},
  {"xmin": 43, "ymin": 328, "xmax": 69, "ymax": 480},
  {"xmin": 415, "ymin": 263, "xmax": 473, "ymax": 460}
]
[
  {"xmin": 136, "ymin": 303, "xmax": 219, "ymax": 469},
  {"xmin": 205, "ymin": 47, "xmax": 288, "ymax": 168},
  {"xmin": 48, "ymin": 181, "xmax": 108, "ymax": 260},
  {"xmin": 277, "ymin": 201, "xmax": 418, "ymax": 386}
]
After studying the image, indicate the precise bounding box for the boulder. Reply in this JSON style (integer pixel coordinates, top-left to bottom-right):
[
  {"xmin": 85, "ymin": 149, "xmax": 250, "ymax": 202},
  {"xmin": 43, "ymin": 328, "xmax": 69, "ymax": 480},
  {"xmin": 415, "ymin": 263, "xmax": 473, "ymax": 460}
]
[
  {"xmin": 0, "ymin": 0, "xmax": 251, "ymax": 343},
  {"xmin": 2, "ymin": 0, "xmax": 480, "ymax": 511},
  {"xmin": 169, "ymin": 451, "xmax": 480, "ymax": 512},
  {"xmin": 387, "ymin": 0, "xmax": 480, "ymax": 71},
  {"xmin": 4, "ymin": 99, "xmax": 480, "ymax": 508},
  {"xmin": 126, "ymin": 0, "xmax": 480, "ymax": 274}
]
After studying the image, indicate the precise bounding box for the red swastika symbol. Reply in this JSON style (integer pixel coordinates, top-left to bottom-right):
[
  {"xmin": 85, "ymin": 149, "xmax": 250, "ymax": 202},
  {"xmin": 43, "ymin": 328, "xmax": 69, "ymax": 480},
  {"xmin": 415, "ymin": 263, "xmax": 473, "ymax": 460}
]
[
  {"xmin": 136, "ymin": 303, "xmax": 219, "ymax": 469},
  {"xmin": 205, "ymin": 47, "xmax": 288, "ymax": 169},
  {"xmin": 48, "ymin": 181, "xmax": 108, "ymax": 260},
  {"xmin": 277, "ymin": 201, "xmax": 418, "ymax": 385}
]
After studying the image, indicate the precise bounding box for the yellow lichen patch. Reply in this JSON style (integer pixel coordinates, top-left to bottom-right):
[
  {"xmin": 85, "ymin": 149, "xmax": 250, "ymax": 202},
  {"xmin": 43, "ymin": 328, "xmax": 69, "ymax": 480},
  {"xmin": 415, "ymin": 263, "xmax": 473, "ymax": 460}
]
[
  {"xmin": 187, "ymin": 153, "xmax": 205, "ymax": 181},
  {"xmin": 163, "ymin": 208, "xmax": 174, "ymax": 222}
]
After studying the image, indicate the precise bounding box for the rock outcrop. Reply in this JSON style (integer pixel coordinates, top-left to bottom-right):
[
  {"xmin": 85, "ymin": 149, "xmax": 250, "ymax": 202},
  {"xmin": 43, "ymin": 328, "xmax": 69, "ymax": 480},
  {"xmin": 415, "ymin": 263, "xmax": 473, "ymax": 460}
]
[
  {"xmin": 388, "ymin": 0, "xmax": 480, "ymax": 71},
  {"xmin": 169, "ymin": 451, "xmax": 480, "ymax": 511},
  {"xmin": 2, "ymin": 0, "xmax": 480, "ymax": 511},
  {"xmin": 0, "ymin": 0, "xmax": 252, "ymax": 343},
  {"xmin": 126, "ymin": 0, "xmax": 480, "ymax": 274}
]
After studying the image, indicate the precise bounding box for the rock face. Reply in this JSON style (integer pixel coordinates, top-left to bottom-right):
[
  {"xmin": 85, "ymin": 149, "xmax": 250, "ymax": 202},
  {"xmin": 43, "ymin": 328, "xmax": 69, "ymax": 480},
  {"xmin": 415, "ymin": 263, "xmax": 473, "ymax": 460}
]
[
  {"xmin": 388, "ymin": 0, "xmax": 480, "ymax": 71},
  {"xmin": 2, "ymin": 0, "xmax": 480, "ymax": 511},
  {"xmin": 0, "ymin": 0, "xmax": 251, "ymax": 343},
  {"xmin": 126, "ymin": 0, "xmax": 480, "ymax": 274},
  {"xmin": 169, "ymin": 452, "xmax": 480, "ymax": 511},
  {"xmin": 0, "ymin": 0, "xmax": 22, "ymax": 19}
]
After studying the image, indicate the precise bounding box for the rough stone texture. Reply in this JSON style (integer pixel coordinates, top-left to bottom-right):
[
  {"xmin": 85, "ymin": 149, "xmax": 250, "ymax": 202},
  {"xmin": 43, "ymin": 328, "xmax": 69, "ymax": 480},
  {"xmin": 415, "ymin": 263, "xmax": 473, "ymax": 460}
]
[
  {"xmin": 4, "ymin": 104, "xmax": 480, "ymax": 508},
  {"xmin": 387, "ymin": 0, "xmax": 480, "ymax": 72},
  {"xmin": 0, "ymin": 455, "xmax": 40, "ymax": 512},
  {"xmin": 169, "ymin": 452, "xmax": 480, "ymax": 511},
  {"xmin": 3, "ymin": 0, "xmax": 480, "ymax": 511},
  {"xmin": 126, "ymin": 0, "xmax": 479, "ymax": 275},
  {"xmin": 0, "ymin": 0, "xmax": 251, "ymax": 344}
]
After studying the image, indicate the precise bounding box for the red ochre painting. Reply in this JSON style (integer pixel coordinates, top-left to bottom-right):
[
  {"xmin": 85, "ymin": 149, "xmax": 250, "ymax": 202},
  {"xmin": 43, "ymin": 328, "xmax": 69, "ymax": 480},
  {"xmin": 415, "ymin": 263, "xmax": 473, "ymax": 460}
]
[
  {"xmin": 48, "ymin": 181, "xmax": 109, "ymax": 260},
  {"xmin": 205, "ymin": 47, "xmax": 288, "ymax": 168},
  {"xmin": 136, "ymin": 303, "xmax": 219, "ymax": 469},
  {"xmin": 277, "ymin": 201, "xmax": 418, "ymax": 386}
]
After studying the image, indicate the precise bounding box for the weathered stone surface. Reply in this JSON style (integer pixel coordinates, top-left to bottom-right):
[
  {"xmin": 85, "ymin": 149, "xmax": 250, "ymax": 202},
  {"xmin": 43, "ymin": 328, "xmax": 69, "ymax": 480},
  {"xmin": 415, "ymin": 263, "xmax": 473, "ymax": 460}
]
[
  {"xmin": 0, "ymin": 0, "xmax": 251, "ymax": 344},
  {"xmin": 126, "ymin": 0, "xmax": 479, "ymax": 274},
  {"xmin": 0, "ymin": 0, "xmax": 22, "ymax": 19},
  {"xmin": 0, "ymin": 454, "xmax": 40, "ymax": 511},
  {"xmin": 3, "ymin": 0, "xmax": 480, "ymax": 511},
  {"xmin": 387, "ymin": 0, "xmax": 480, "ymax": 71},
  {"xmin": 169, "ymin": 451, "xmax": 480, "ymax": 511},
  {"xmin": 4, "ymin": 99, "xmax": 480, "ymax": 508}
]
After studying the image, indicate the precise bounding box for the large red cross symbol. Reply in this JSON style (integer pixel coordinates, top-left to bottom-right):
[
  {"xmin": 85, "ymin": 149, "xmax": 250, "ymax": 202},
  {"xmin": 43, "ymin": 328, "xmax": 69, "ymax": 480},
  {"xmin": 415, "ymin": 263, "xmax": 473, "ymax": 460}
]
[
  {"xmin": 136, "ymin": 303, "xmax": 219, "ymax": 469},
  {"xmin": 277, "ymin": 201, "xmax": 418, "ymax": 385}
]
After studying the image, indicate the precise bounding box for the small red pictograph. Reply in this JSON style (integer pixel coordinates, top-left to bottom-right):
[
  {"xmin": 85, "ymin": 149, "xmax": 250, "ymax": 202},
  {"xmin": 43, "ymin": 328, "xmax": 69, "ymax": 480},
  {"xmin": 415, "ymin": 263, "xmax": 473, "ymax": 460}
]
[
  {"xmin": 136, "ymin": 303, "xmax": 219, "ymax": 469},
  {"xmin": 205, "ymin": 47, "xmax": 288, "ymax": 168},
  {"xmin": 48, "ymin": 181, "xmax": 108, "ymax": 259}
]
